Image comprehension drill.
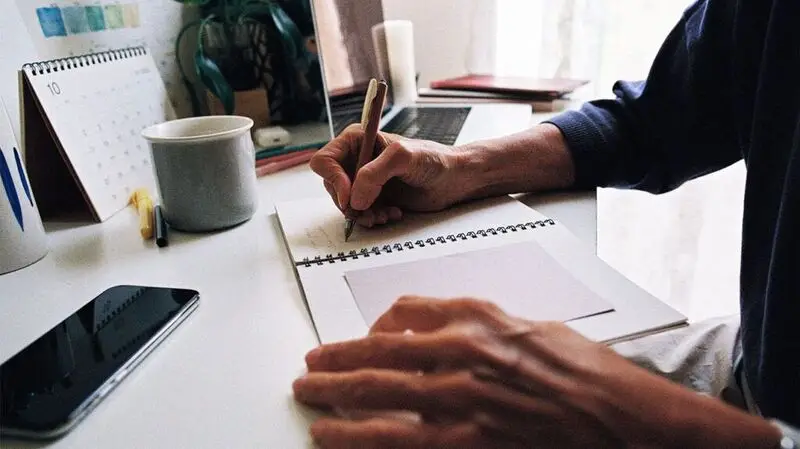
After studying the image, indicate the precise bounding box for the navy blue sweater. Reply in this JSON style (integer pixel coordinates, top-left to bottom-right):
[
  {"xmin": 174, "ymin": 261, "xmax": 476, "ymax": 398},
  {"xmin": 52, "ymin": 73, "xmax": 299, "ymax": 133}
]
[{"xmin": 548, "ymin": 0, "xmax": 800, "ymax": 426}]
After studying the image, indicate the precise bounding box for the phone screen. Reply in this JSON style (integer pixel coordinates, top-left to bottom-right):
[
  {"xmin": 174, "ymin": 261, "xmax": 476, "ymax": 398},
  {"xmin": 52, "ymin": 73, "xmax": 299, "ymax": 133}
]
[{"xmin": 0, "ymin": 285, "xmax": 198, "ymax": 437}]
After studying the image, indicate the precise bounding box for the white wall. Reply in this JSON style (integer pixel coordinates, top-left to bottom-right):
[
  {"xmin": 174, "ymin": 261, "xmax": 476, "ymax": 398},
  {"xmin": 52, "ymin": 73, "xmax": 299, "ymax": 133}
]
[
  {"xmin": 386, "ymin": 0, "xmax": 745, "ymax": 322},
  {"xmin": 382, "ymin": 0, "xmax": 497, "ymax": 87},
  {"xmin": 0, "ymin": 0, "xmax": 39, "ymax": 142}
]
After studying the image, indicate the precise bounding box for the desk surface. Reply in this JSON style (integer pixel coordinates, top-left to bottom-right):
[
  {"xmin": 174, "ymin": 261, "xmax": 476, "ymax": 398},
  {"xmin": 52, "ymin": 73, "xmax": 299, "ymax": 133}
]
[{"xmin": 0, "ymin": 120, "xmax": 595, "ymax": 449}]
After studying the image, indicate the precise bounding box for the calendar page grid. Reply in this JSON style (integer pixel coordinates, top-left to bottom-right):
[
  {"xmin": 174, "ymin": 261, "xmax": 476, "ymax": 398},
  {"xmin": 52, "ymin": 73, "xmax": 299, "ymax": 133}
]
[{"xmin": 25, "ymin": 49, "xmax": 174, "ymax": 221}]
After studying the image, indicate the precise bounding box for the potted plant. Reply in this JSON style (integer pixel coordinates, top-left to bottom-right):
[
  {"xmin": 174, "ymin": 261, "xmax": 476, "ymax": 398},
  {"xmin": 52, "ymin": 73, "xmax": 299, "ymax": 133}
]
[{"xmin": 173, "ymin": 0, "xmax": 324, "ymax": 124}]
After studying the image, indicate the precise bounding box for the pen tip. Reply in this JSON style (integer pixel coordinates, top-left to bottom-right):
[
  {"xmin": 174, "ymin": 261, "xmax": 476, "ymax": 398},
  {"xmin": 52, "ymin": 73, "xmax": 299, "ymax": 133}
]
[{"xmin": 344, "ymin": 219, "xmax": 354, "ymax": 242}]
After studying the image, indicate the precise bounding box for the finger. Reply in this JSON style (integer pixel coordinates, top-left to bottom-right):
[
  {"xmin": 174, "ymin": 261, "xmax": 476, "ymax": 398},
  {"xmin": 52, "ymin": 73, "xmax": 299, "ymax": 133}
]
[
  {"xmin": 323, "ymin": 180, "xmax": 340, "ymax": 211},
  {"xmin": 310, "ymin": 134, "xmax": 359, "ymax": 209},
  {"xmin": 368, "ymin": 296, "xmax": 453, "ymax": 335},
  {"xmin": 300, "ymin": 327, "xmax": 532, "ymax": 376},
  {"xmin": 294, "ymin": 370, "xmax": 552, "ymax": 421},
  {"xmin": 311, "ymin": 153, "xmax": 351, "ymax": 210},
  {"xmin": 310, "ymin": 418, "xmax": 505, "ymax": 449},
  {"xmin": 374, "ymin": 208, "xmax": 389, "ymax": 225},
  {"xmin": 387, "ymin": 206, "xmax": 403, "ymax": 221},
  {"xmin": 355, "ymin": 209, "xmax": 376, "ymax": 227},
  {"xmin": 369, "ymin": 297, "xmax": 515, "ymax": 335},
  {"xmin": 302, "ymin": 331, "xmax": 453, "ymax": 372},
  {"xmin": 350, "ymin": 142, "xmax": 412, "ymax": 211}
]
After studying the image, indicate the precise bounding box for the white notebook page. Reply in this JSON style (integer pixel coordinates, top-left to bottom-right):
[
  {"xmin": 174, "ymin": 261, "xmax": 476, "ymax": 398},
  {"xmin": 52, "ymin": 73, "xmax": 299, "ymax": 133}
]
[{"xmin": 345, "ymin": 240, "xmax": 614, "ymax": 325}]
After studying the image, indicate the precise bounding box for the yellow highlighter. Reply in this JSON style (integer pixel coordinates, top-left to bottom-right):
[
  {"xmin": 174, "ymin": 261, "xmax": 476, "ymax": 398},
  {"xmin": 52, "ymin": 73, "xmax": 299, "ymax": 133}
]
[{"xmin": 130, "ymin": 188, "xmax": 154, "ymax": 240}]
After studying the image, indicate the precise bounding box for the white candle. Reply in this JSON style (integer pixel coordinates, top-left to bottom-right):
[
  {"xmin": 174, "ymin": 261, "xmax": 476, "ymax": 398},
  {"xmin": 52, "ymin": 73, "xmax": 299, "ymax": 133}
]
[{"xmin": 382, "ymin": 20, "xmax": 417, "ymax": 106}]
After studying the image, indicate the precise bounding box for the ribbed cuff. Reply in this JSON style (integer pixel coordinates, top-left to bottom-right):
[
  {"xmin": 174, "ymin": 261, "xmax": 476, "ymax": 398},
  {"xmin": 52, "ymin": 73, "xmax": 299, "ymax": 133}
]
[{"xmin": 543, "ymin": 109, "xmax": 611, "ymax": 190}]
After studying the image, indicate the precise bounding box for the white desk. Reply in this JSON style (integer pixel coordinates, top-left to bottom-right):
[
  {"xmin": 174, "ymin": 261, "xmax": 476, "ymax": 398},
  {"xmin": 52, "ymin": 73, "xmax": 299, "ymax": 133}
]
[{"xmin": 0, "ymin": 140, "xmax": 596, "ymax": 449}]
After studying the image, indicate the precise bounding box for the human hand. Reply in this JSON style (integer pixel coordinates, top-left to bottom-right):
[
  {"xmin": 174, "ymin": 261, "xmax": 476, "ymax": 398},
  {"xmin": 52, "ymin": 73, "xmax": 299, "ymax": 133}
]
[
  {"xmin": 293, "ymin": 297, "xmax": 781, "ymax": 449},
  {"xmin": 309, "ymin": 125, "xmax": 471, "ymax": 228}
]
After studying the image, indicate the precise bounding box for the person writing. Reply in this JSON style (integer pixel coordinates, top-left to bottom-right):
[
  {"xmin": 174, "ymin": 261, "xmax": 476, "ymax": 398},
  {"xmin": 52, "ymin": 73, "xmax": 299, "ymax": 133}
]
[{"xmin": 292, "ymin": 0, "xmax": 800, "ymax": 447}]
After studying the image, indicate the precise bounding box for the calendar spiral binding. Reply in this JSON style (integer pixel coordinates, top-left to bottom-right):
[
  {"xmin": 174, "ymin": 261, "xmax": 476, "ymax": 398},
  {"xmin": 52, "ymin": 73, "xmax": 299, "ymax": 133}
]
[
  {"xmin": 297, "ymin": 218, "xmax": 557, "ymax": 268},
  {"xmin": 23, "ymin": 47, "xmax": 148, "ymax": 76}
]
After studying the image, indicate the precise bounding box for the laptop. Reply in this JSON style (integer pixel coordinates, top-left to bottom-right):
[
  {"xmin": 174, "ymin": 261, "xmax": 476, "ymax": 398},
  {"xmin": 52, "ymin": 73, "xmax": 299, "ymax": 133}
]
[{"xmin": 308, "ymin": 0, "xmax": 532, "ymax": 146}]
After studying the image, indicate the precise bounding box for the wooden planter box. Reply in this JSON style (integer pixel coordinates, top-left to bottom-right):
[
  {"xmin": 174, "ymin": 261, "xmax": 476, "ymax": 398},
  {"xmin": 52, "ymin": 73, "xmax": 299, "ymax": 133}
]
[{"xmin": 206, "ymin": 87, "xmax": 270, "ymax": 129}]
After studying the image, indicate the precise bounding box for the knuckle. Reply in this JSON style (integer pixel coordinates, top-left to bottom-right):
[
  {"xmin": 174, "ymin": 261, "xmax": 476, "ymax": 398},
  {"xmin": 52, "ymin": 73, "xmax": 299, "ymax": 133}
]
[
  {"xmin": 384, "ymin": 142, "xmax": 413, "ymax": 164},
  {"xmin": 391, "ymin": 295, "xmax": 419, "ymax": 312},
  {"xmin": 308, "ymin": 153, "xmax": 325, "ymax": 172},
  {"xmin": 346, "ymin": 373, "xmax": 382, "ymax": 402},
  {"xmin": 424, "ymin": 372, "xmax": 475, "ymax": 408},
  {"xmin": 341, "ymin": 123, "xmax": 363, "ymax": 136},
  {"xmin": 450, "ymin": 297, "xmax": 500, "ymax": 313},
  {"xmin": 358, "ymin": 165, "xmax": 381, "ymax": 185},
  {"xmin": 366, "ymin": 332, "xmax": 396, "ymax": 351},
  {"xmin": 536, "ymin": 320, "xmax": 567, "ymax": 335},
  {"xmin": 446, "ymin": 329, "xmax": 492, "ymax": 362},
  {"xmin": 473, "ymin": 298, "xmax": 503, "ymax": 314}
]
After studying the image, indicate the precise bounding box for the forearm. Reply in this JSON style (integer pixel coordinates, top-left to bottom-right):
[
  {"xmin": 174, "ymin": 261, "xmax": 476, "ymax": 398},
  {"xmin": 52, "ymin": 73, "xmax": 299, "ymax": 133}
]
[
  {"xmin": 455, "ymin": 123, "xmax": 577, "ymax": 199},
  {"xmin": 600, "ymin": 368, "xmax": 781, "ymax": 449},
  {"xmin": 653, "ymin": 390, "xmax": 780, "ymax": 449}
]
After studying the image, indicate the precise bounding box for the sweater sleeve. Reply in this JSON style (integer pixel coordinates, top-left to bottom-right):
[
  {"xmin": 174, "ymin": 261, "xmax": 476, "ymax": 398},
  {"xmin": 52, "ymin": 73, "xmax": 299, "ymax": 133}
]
[{"xmin": 546, "ymin": 0, "xmax": 741, "ymax": 193}]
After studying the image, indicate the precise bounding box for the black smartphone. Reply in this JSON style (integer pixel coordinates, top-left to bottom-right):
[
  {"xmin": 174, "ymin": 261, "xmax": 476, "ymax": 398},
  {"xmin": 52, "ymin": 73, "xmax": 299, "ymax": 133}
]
[{"xmin": 0, "ymin": 285, "xmax": 200, "ymax": 440}]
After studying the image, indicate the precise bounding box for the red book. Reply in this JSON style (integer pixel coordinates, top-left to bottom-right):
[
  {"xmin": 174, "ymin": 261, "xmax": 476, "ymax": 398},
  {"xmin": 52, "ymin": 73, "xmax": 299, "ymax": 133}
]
[{"xmin": 429, "ymin": 74, "xmax": 588, "ymax": 99}]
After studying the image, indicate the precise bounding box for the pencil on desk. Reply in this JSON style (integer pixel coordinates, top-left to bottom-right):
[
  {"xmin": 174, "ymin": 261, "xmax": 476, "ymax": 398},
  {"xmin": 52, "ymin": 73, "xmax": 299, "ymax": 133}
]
[
  {"xmin": 256, "ymin": 151, "xmax": 316, "ymax": 177},
  {"xmin": 255, "ymin": 148, "xmax": 317, "ymax": 168}
]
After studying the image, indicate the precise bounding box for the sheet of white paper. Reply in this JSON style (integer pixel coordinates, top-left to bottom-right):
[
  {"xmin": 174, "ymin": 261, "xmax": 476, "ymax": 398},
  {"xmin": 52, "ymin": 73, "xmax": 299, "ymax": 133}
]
[{"xmin": 344, "ymin": 240, "xmax": 614, "ymax": 325}]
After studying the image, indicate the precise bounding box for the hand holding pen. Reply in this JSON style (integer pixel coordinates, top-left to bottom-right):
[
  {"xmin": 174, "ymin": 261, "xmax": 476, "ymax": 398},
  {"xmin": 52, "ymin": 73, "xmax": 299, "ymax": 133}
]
[{"xmin": 308, "ymin": 81, "xmax": 469, "ymax": 241}]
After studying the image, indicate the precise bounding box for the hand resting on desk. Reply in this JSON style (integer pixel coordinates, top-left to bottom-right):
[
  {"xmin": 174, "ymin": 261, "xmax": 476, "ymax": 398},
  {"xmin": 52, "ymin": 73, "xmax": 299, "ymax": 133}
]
[{"xmin": 292, "ymin": 297, "xmax": 779, "ymax": 449}]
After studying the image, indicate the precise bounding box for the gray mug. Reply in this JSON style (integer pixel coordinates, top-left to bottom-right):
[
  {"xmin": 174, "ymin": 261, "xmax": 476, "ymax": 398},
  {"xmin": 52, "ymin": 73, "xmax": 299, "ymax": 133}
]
[{"xmin": 141, "ymin": 116, "xmax": 257, "ymax": 232}]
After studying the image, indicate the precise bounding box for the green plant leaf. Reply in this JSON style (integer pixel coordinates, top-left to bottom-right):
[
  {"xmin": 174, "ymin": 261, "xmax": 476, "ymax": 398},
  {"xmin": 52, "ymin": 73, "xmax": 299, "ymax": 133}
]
[{"xmin": 194, "ymin": 49, "xmax": 235, "ymax": 114}]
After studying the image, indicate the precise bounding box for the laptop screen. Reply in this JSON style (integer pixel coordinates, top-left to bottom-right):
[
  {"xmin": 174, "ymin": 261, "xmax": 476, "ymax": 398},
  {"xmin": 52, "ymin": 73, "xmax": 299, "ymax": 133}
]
[{"xmin": 311, "ymin": 0, "xmax": 391, "ymax": 132}]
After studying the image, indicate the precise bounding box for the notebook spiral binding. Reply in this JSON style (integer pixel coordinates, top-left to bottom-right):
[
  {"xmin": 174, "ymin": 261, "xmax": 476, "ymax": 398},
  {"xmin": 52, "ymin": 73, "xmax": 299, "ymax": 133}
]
[
  {"xmin": 298, "ymin": 218, "xmax": 557, "ymax": 268},
  {"xmin": 23, "ymin": 47, "xmax": 148, "ymax": 76}
]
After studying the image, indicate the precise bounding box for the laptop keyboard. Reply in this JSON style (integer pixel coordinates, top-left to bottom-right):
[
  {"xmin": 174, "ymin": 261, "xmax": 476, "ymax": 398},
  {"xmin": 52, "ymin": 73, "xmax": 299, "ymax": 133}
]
[
  {"xmin": 332, "ymin": 110, "xmax": 362, "ymax": 136},
  {"xmin": 382, "ymin": 107, "xmax": 470, "ymax": 145},
  {"xmin": 332, "ymin": 106, "xmax": 471, "ymax": 145}
]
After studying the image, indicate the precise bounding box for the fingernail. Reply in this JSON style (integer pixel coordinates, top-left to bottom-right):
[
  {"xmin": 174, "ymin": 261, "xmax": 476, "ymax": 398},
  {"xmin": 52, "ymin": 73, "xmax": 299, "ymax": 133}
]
[
  {"xmin": 336, "ymin": 192, "xmax": 345, "ymax": 210},
  {"xmin": 309, "ymin": 422, "xmax": 325, "ymax": 444},
  {"xmin": 305, "ymin": 347, "xmax": 322, "ymax": 366},
  {"xmin": 292, "ymin": 377, "xmax": 306, "ymax": 394}
]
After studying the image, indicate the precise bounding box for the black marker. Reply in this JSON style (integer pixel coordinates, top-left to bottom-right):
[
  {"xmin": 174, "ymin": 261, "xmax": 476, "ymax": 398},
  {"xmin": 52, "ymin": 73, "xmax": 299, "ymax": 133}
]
[{"xmin": 155, "ymin": 205, "xmax": 168, "ymax": 247}]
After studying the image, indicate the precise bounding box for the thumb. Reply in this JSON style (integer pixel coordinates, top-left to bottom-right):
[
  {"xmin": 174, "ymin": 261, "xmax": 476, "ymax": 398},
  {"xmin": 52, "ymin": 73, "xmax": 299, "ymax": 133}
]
[{"xmin": 351, "ymin": 143, "xmax": 411, "ymax": 210}]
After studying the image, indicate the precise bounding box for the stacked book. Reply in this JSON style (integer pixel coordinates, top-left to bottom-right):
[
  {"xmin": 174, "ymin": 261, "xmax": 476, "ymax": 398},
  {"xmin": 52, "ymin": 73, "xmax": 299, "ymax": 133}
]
[{"xmin": 418, "ymin": 74, "xmax": 588, "ymax": 112}]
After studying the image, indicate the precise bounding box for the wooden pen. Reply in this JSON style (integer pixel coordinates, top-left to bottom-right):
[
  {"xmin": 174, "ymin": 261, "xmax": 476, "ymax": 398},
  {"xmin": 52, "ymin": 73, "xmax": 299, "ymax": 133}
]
[{"xmin": 344, "ymin": 79, "xmax": 388, "ymax": 241}]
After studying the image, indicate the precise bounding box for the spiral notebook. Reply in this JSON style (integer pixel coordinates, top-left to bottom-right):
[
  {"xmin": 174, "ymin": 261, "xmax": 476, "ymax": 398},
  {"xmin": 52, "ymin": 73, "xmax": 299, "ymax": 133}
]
[
  {"xmin": 19, "ymin": 47, "xmax": 175, "ymax": 222},
  {"xmin": 275, "ymin": 195, "xmax": 687, "ymax": 344}
]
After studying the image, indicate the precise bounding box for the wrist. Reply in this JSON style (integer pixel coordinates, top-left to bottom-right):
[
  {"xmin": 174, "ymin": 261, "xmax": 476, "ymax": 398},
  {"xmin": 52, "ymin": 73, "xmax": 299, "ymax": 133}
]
[
  {"xmin": 642, "ymin": 386, "xmax": 781, "ymax": 449},
  {"xmin": 770, "ymin": 420, "xmax": 800, "ymax": 449},
  {"xmin": 454, "ymin": 123, "xmax": 576, "ymax": 201},
  {"xmin": 591, "ymin": 364, "xmax": 781, "ymax": 449}
]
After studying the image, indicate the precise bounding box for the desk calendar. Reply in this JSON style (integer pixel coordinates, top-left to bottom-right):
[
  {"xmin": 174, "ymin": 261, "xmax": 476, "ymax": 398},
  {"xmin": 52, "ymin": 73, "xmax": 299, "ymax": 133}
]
[{"xmin": 20, "ymin": 46, "xmax": 175, "ymax": 222}]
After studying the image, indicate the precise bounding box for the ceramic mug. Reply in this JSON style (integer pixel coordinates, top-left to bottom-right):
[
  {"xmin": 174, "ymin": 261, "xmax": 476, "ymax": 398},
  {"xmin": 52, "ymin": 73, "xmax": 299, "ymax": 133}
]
[
  {"xmin": 141, "ymin": 115, "xmax": 257, "ymax": 232},
  {"xmin": 0, "ymin": 139, "xmax": 48, "ymax": 275}
]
